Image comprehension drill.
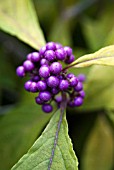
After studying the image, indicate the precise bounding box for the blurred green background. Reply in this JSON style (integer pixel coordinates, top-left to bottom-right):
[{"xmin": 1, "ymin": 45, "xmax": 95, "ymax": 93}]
[{"xmin": 0, "ymin": 0, "xmax": 114, "ymax": 170}]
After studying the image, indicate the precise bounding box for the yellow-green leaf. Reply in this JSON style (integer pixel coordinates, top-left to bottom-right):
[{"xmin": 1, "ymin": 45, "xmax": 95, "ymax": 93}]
[
  {"xmin": 11, "ymin": 110, "xmax": 78, "ymax": 170},
  {"xmin": 71, "ymin": 45, "xmax": 114, "ymax": 68},
  {"xmin": 0, "ymin": 0, "xmax": 45, "ymax": 50}
]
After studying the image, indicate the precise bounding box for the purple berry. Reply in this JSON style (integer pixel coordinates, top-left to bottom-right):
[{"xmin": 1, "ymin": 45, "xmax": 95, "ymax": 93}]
[
  {"xmin": 51, "ymin": 88, "xmax": 59, "ymax": 94},
  {"xmin": 74, "ymin": 97, "xmax": 83, "ymax": 106},
  {"xmin": 31, "ymin": 52, "xmax": 40, "ymax": 62},
  {"xmin": 16, "ymin": 66, "xmax": 25, "ymax": 77},
  {"xmin": 55, "ymin": 43, "xmax": 63, "ymax": 50},
  {"xmin": 29, "ymin": 82, "xmax": 38, "ymax": 93},
  {"xmin": 55, "ymin": 48, "xmax": 66, "ymax": 60},
  {"xmin": 26, "ymin": 53, "xmax": 32, "ymax": 60},
  {"xmin": 50, "ymin": 62, "xmax": 62, "ymax": 75},
  {"xmin": 23, "ymin": 60, "xmax": 34, "ymax": 72},
  {"xmin": 35, "ymin": 96, "xmax": 44, "ymax": 105},
  {"xmin": 36, "ymin": 80, "xmax": 47, "ymax": 91},
  {"xmin": 77, "ymin": 74, "xmax": 86, "ymax": 82},
  {"xmin": 64, "ymin": 46, "xmax": 72, "ymax": 56},
  {"xmin": 68, "ymin": 100, "xmax": 75, "ymax": 107},
  {"xmin": 46, "ymin": 42, "xmax": 56, "ymax": 51},
  {"xmin": 67, "ymin": 73, "xmax": 75, "ymax": 79},
  {"xmin": 39, "ymin": 65, "xmax": 50, "ymax": 78},
  {"xmin": 55, "ymin": 96, "xmax": 62, "ymax": 103},
  {"xmin": 59, "ymin": 80, "xmax": 69, "ymax": 91},
  {"xmin": 47, "ymin": 76, "xmax": 59, "ymax": 88},
  {"xmin": 31, "ymin": 75, "xmax": 41, "ymax": 82},
  {"xmin": 44, "ymin": 50, "xmax": 56, "ymax": 62},
  {"xmin": 42, "ymin": 104, "xmax": 53, "ymax": 113},
  {"xmin": 39, "ymin": 91, "xmax": 51, "ymax": 102},
  {"xmin": 69, "ymin": 76, "xmax": 78, "ymax": 87},
  {"xmin": 40, "ymin": 58, "xmax": 49, "ymax": 66},
  {"xmin": 39, "ymin": 46, "xmax": 46, "ymax": 56},
  {"xmin": 79, "ymin": 90, "xmax": 85, "ymax": 98},
  {"xmin": 65, "ymin": 54, "xmax": 75, "ymax": 64},
  {"xmin": 74, "ymin": 82, "xmax": 83, "ymax": 92},
  {"xmin": 24, "ymin": 80, "xmax": 32, "ymax": 91}
]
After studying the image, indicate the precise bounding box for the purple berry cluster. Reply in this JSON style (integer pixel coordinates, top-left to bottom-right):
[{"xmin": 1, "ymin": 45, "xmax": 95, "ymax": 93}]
[{"xmin": 16, "ymin": 42, "xmax": 86, "ymax": 113}]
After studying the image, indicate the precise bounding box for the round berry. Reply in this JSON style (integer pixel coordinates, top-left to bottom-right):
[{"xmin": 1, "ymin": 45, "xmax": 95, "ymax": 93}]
[
  {"xmin": 26, "ymin": 53, "xmax": 32, "ymax": 60},
  {"xmin": 23, "ymin": 60, "xmax": 34, "ymax": 72},
  {"xmin": 65, "ymin": 54, "xmax": 75, "ymax": 64},
  {"xmin": 77, "ymin": 74, "xmax": 86, "ymax": 82},
  {"xmin": 24, "ymin": 80, "xmax": 32, "ymax": 91},
  {"xmin": 47, "ymin": 76, "xmax": 59, "ymax": 88},
  {"xmin": 55, "ymin": 48, "xmax": 66, "ymax": 60},
  {"xmin": 69, "ymin": 76, "xmax": 78, "ymax": 87},
  {"xmin": 46, "ymin": 42, "xmax": 56, "ymax": 51},
  {"xmin": 59, "ymin": 80, "xmax": 69, "ymax": 91},
  {"xmin": 39, "ymin": 65, "xmax": 50, "ymax": 78},
  {"xmin": 50, "ymin": 62, "xmax": 62, "ymax": 75},
  {"xmin": 55, "ymin": 96, "xmax": 62, "ymax": 103},
  {"xmin": 40, "ymin": 58, "xmax": 49, "ymax": 66},
  {"xmin": 51, "ymin": 88, "xmax": 59, "ymax": 95},
  {"xmin": 74, "ymin": 97, "xmax": 83, "ymax": 106},
  {"xmin": 55, "ymin": 43, "xmax": 63, "ymax": 50},
  {"xmin": 29, "ymin": 82, "xmax": 38, "ymax": 93},
  {"xmin": 16, "ymin": 66, "xmax": 25, "ymax": 77},
  {"xmin": 74, "ymin": 82, "xmax": 83, "ymax": 92},
  {"xmin": 68, "ymin": 100, "xmax": 75, "ymax": 107},
  {"xmin": 36, "ymin": 80, "xmax": 47, "ymax": 91},
  {"xmin": 31, "ymin": 52, "xmax": 40, "ymax": 62},
  {"xmin": 35, "ymin": 96, "xmax": 44, "ymax": 105},
  {"xmin": 39, "ymin": 46, "xmax": 46, "ymax": 56},
  {"xmin": 31, "ymin": 75, "xmax": 41, "ymax": 82},
  {"xmin": 64, "ymin": 46, "xmax": 72, "ymax": 56},
  {"xmin": 44, "ymin": 50, "xmax": 56, "ymax": 62},
  {"xmin": 42, "ymin": 104, "xmax": 53, "ymax": 113},
  {"xmin": 39, "ymin": 91, "xmax": 51, "ymax": 102},
  {"xmin": 79, "ymin": 90, "xmax": 85, "ymax": 98},
  {"xmin": 67, "ymin": 73, "xmax": 75, "ymax": 79}
]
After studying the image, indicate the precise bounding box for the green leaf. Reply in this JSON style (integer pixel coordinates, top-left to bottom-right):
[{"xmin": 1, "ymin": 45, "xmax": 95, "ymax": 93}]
[
  {"xmin": 81, "ymin": 65, "xmax": 114, "ymax": 111},
  {"xmin": 70, "ymin": 45, "xmax": 114, "ymax": 68},
  {"xmin": 81, "ymin": 115, "xmax": 114, "ymax": 170},
  {"xmin": 0, "ymin": 92, "xmax": 52, "ymax": 170},
  {"xmin": 11, "ymin": 109, "xmax": 78, "ymax": 170},
  {"xmin": 0, "ymin": 0, "xmax": 45, "ymax": 50}
]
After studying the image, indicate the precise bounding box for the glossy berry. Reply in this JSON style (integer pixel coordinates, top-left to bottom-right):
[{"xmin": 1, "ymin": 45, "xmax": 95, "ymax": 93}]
[
  {"xmin": 74, "ymin": 82, "xmax": 83, "ymax": 92},
  {"xmin": 23, "ymin": 60, "xmax": 34, "ymax": 72},
  {"xmin": 64, "ymin": 46, "xmax": 72, "ymax": 56},
  {"xmin": 47, "ymin": 76, "xmax": 59, "ymax": 88},
  {"xmin": 31, "ymin": 75, "xmax": 40, "ymax": 82},
  {"xmin": 51, "ymin": 88, "xmax": 59, "ymax": 94},
  {"xmin": 65, "ymin": 54, "xmax": 75, "ymax": 64},
  {"xmin": 55, "ymin": 43, "xmax": 63, "ymax": 50},
  {"xmin": 59, "ymin": 80, "xmax": 69, "ymax": 91},
  {"xmin": 42, "ymin": 104, "xmax": 53, "ymax": 113},
  {"xmin": 46, "ymin": 42, "xmax": 56, "ymax": 51},
  {"xmin": 39, "ymin": 91, "xmax": 51, "ymax": 102},
  {"xmin": 55, "ymin": 96, "xmax": 62, "ymax": 103},
  {"xmin": 50, "ymin": 62, "xmax": 62, "ymax": 75},
  {"xmin": 26, "ymin": 53, "xmax": 32, "ymax": 60},
  {"xmin": 16, "ymin": 66, "xmax": 25, "ymax": 77},
  {"xmin": 44, "ymin": 50, "xmax": 56, "ymax": 62},
  {"xmin": 35, "ymin": 96, "xmax": 44, "ymax": 105},
  {"xmin": 67, "ymin": 73, "xmax": 75, "ymax": 79},
  {"xmin": 39, "ymin": 65, "xmax": 50, "ymax": 78},
  {"xmin": 55, "ymin": 48, "xmax": 66, "ymax": 60},
  {"xmin": 29, "ymin": 82, "xmax": 38, "ymax": 93},
  {"xmin": 74, "ymin": 97, "xmax": 83, "ymax": 106},
  {"xmin": 40, "ymin": 58, "xmax": 49, "ymax": 66},
  {"xmin": 69, "ymin": 76, "xmax": 78, "ymax": 87},
  {"xmin": 37, "ymin": 80, "xmax": 47, "ymax": 91},
  {"xmin": 78, "ymin": 74, "xmax": 86, "ymax": 82},
  {"xmin": 24, "ymin": 80, "xmax": 32, "ymax": 91},
  {"xmin": 31, "ymin": 52, "xmax": 40, "ymax": 62},
  {"xmin": 79, "ymin": 90, "xmax": 85, "ymax": 98},
  {"xmin": 39, "ymin": 46, "xmax": 46, "ymax": 56}
]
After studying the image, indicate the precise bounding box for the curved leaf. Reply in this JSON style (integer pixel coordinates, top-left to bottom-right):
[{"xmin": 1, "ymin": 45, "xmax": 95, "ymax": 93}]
[
  {"xmin": 71, "ymin": 45, "xmax": 114, "ymax": 68},
  {"xmin": 0, "ymin": 0, "xmax": 45, "ymax": 50},
  {"xmin": 81, "ymin": 115, "xmax": 114, "ymax": 170},
  {"xmin": 11, "ymin": 109, "xmax": 78, "ymax": 170}
]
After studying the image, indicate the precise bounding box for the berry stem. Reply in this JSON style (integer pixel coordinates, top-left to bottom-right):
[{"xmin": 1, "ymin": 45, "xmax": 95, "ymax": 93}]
[{"xmin": 48, "ymin": 92, "xmax": 67, "ymax": 170}]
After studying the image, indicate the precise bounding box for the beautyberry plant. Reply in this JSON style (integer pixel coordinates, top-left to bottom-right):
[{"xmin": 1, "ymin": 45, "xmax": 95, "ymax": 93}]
[{"xmin": 16, "ymin": 42, "xmax": 86, "ymax": 113}]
